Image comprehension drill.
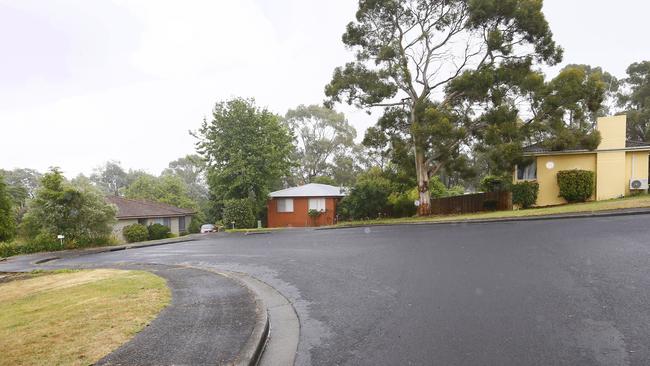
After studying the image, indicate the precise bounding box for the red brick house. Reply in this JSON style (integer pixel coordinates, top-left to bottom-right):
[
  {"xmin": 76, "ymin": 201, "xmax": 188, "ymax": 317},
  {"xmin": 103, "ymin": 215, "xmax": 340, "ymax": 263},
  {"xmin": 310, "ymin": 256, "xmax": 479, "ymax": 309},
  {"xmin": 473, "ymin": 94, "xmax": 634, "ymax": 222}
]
[{"xmin": 267, "ymin": 183, "xmax": 346, "ymax": 228}]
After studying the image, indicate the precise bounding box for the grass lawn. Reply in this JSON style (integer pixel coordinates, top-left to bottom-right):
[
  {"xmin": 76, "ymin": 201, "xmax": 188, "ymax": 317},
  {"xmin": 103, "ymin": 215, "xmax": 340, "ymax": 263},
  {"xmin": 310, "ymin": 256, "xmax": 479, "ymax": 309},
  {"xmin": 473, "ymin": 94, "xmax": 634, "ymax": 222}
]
[
  {"xmin": 0, "ymin": 269, "xmax": 171, "ymax": 366},
  {"xmin": 335, "ymin": 194, "xmax": 650, "ymax": 227}
]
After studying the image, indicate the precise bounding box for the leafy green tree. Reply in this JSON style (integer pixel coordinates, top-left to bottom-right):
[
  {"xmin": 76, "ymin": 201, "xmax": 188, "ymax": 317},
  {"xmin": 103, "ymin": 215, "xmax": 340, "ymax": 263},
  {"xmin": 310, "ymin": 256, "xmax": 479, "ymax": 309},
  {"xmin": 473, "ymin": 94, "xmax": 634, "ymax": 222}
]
[
  {"xmin": 325, "ymin": 0, "xmax": 563, "ymax": 215},
  {"xmin": 162, "ymin": 154, "xmax": 209, "ymax": 201},
  {"xmin": 0, "ymin": 174, "xmax": 17, "ymax": 242},
  {"xmin": 312, "ymin": 176, "xmax": 337, "ymax": 186},
  {"xmin": 0, "ymin": 168, "xmax": 41, "ymax": 211},
  {"xmin": 125, "ymin": 174, "xmax": 197, "ymax": 210},
  {"xmin": 196, "ymin": 98, "xmax": 295, "ymax": 217},
  {"xmin": 90, "ymin": 161, "xmax": 128, "ymax": 196},
  {"xmin": 338, "ymin": 171, "xmax": 393, "ymax": 220},
  {"xmin": 618, "ymin": 61, "xmax": 650, "ymax": 142},
  {"xmin": 21, "ymin": 168, "xmax": 116, "ymax": 244},
  {"xmin": 285, "ymin": 105, "xmax": 358, "ymax": 184}
]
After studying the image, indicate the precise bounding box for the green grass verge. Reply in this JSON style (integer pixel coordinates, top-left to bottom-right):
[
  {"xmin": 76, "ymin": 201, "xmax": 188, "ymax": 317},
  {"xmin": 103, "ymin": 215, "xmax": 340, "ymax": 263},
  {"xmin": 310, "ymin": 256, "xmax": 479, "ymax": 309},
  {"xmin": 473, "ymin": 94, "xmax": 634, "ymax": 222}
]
[
  {"xmin": 334, "ymin": 194, "xmax": 650, "ymax": 227},
  {"xmin": 0, "ymin": 269, "xmax": 170, "ymax": 366}
]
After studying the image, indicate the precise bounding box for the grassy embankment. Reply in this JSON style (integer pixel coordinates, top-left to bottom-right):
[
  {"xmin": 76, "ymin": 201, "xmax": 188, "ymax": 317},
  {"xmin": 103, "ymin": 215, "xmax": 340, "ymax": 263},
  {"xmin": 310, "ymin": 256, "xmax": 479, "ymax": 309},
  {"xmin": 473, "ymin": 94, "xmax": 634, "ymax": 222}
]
[
  {"xmin": 334, "ymin": 194, "xmax": 650, "ymax": 227},
  {"xmin": 0, "ymin": 269, "xmax": 170, "ymax": 366}
]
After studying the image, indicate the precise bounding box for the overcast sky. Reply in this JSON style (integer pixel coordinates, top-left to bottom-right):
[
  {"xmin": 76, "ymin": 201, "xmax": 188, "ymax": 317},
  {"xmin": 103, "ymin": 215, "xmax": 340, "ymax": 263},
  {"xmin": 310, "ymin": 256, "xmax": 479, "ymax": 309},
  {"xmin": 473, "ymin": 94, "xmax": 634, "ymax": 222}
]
[{"xmin": 1, "ymin": 0, "xmax": 648, "ymax": 177}]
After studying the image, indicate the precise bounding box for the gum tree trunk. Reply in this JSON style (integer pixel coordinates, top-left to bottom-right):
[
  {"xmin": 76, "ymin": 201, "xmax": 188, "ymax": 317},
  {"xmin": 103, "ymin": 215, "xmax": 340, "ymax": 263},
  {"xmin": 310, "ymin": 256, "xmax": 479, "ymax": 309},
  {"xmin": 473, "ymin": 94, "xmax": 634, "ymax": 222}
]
[{"xmin": 415, "ymin": 146, "xmax": 431, "ymax": 216}]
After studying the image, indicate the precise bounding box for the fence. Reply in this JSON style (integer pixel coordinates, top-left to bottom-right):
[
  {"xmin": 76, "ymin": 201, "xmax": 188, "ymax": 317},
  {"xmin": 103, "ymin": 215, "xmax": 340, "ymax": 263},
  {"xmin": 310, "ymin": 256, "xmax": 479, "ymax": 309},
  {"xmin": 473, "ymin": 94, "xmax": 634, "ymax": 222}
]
[{"xmin": 430, "ymin": 191, "xmax": 512, "ymax": 215}]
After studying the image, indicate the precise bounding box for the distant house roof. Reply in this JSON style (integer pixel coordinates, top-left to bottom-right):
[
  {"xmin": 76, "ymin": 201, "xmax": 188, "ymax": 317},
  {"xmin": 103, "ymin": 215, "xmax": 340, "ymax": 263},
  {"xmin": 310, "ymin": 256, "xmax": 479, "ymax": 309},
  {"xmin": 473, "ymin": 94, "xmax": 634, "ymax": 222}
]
[
  {"xmin": 268, "ymin": 183, "xmax": 346, "ymax": 198},
  {"xmin": 523, "ymin": 140, "xmax": 650, "ymax": 154},
  {"xmin": 106, "ymin": 196, "xmax": 195, "ymax": 219}
]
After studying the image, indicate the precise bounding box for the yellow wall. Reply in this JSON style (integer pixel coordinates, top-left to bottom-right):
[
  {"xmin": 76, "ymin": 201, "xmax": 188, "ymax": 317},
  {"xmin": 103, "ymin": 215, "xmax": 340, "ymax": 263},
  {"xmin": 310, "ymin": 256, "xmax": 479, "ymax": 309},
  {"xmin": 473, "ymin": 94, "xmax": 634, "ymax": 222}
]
[
  {"xmin": 625, "ymin": 151, "xmax": 650, "ymax": 195},
  {"xmin": 534, "ymin": 154, "xmax": 596, "ymax": 206},
  {"xmin": 596, "ymin": 151, "xmax": 626, "ymax": 200},
  {"xmin": 597, "ymin": 115, "xmax": 626, "ymax": 149}
]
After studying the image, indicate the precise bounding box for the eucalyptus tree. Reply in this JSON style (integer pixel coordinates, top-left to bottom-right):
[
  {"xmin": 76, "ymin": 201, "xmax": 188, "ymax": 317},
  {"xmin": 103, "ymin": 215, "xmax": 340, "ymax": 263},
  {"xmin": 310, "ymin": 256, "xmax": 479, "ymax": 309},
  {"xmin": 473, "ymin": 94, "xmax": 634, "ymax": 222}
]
[
  {"xmin": 325, "ymin": 0, "xmax": 563, "ymax": 215},
  {"xmin": 285, "ymin": 105, "xmax": 358, "ymax": 184},
  {"xmin": 618, "ymin": 61, "xmax": 650, "ymax": 142}
]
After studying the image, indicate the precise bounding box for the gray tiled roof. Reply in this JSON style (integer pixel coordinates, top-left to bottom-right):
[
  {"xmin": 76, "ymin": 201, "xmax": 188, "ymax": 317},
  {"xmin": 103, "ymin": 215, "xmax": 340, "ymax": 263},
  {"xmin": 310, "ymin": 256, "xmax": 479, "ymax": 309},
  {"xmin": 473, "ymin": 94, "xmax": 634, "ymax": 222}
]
[
  {"xmin": 106, "ymin": 196, "xmax": 195, "ymax": 219},
  {"xmin": 523, "ymin": 140, "xmax": 650, "ymax": 154}
]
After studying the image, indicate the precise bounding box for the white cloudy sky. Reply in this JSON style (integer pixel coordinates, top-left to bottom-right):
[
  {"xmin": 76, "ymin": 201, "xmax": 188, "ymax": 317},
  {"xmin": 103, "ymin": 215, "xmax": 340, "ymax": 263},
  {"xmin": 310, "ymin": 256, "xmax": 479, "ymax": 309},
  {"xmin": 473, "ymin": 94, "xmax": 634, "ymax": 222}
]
[{"xmin": 1, "ymin": 0, "xmax": 647, "ymax": 177}]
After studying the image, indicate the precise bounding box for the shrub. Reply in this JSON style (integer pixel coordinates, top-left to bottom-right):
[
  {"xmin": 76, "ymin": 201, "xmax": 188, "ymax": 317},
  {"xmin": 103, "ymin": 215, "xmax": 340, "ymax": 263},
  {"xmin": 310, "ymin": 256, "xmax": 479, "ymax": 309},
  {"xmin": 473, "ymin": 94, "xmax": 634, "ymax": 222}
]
[
  {"xmin": 222, "ymin": 199, "xmax": 256, "ymax": 229},
  {"xmin": 480, "ymin": 175, "xmax": 512, "ymax": 193},
  {"xmin": 338, "ymin": 177, "xmax": 392, "ymax": 220},
  {"xmin": 188, "ymin": 216, "xmax": 202, "ymax": 234},
  {"xmin": 512, "ymin": 181, "xmax": 539, "ymax": 208},
  {"xmin": 387, "ymin": 192, "xmax": 417, "ymax": 218},
  {"xmin": 123, "ymin": 224, "xmax": 149, "ymax": 243},
  {"xmin": 147, "ymin": 223, "xmax": 171, "ymax": 240},
  {"xmin": 557, "ymin": 170, "xmax": 595, "ymax": 203}
]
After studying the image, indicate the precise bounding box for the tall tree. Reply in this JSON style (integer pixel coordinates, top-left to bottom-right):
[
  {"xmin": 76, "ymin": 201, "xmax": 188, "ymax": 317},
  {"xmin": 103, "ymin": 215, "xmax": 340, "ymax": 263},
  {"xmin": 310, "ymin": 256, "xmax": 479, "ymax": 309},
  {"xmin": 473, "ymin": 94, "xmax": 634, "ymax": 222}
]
[
  {"xmin": 618, "ymin": 61, "xmax": 650, "ymax": 142},
  {"xmin": 0, "ymin": 168, "xmax": 41, "ymax": 200},
  {"xmin": 195, "ymin": 98, "xmax": 295, "ymax": 217},
  {"xmin": 325, "ymin": 0, "xmax": 562, "ymax": 215},
  {"xmin": 0, "ymin": 174, "xmax": 17, "ymax": 242},
  {"xmin": 285, "ymin": 105, "xmax": 358, "ymax": 184},
  {"xmin": 162, "ymin": 154, "xmax": 209, "ymax": 202},
  {"xmin": 21, "ymin": 168, "xmax": 116, "ymax": 243},
  {"xmin": 125, "ymin": 174, "xmax": 197, "ymax": 210},
  {"xmin": 90, "ymin": 161, "xmax": 128, "ymax": 196}
]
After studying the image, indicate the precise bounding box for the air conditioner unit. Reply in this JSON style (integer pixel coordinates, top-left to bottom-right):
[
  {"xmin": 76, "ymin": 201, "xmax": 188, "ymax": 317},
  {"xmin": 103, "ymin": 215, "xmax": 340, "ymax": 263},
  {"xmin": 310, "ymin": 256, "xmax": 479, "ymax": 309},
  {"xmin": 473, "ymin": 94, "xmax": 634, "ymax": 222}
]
[{"xmin": 629, "ymin": 178, "xmax": 649, "ymax": 190}]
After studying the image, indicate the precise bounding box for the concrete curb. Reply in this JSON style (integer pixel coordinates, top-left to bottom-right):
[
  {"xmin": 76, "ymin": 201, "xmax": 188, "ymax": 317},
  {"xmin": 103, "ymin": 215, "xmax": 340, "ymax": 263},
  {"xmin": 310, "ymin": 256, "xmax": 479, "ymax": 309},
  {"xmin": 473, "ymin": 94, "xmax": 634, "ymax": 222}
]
[
  {"xmin": 318, "ymin": 207, "xmax": 650, "ymax": 231},
  {"xmin": 202, "ymin": 268, "xmax": 300, "ymax": 366},
  {"xmin": 11, "ymin": 235, "xmax": 202, "ymax": 264}
]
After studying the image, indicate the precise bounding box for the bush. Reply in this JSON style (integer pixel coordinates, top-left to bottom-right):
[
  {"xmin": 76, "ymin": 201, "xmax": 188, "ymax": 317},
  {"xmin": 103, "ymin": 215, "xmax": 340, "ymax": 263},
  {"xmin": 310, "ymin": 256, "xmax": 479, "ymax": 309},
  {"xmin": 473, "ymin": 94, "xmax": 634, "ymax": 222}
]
[
  {"xmin": 512, "ymin": 181, "xmax": 539, "ymax": 208},
  {"xmin": 147, "ymin": 223, "xmax": 171, "ymax": 240},
  {"xmin": 123, "ymin": 224, "xmax": 149, "ymax": 243},
  {"xmin": 338, "ymin": 177, "xmax": 392, "ymax": 220},
  {"xmin": 387, "ymin": 192, "xmax": 417, "ymax": 218},
  {"xmin": 188, "ymin": 216, "xmax": 202, "ymax": 234},
  {"xmin": 557, "ymin": 170, "xmax": 595, "ymax": 203},
  {"xmin": 222, "ymin": 199, "xmax": 256, "ymax": 229},
  {"xmin": 480, "ymin": 175, "xmax": 512, "ymax": 193}
]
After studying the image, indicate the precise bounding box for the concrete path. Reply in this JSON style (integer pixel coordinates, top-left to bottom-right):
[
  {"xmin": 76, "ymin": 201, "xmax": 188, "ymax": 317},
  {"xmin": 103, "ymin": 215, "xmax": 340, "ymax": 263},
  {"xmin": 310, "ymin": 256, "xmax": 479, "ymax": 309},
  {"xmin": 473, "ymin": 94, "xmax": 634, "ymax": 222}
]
[{"xmin": 96, "ymin": 264, "xmax": 261, "ymax": 366}]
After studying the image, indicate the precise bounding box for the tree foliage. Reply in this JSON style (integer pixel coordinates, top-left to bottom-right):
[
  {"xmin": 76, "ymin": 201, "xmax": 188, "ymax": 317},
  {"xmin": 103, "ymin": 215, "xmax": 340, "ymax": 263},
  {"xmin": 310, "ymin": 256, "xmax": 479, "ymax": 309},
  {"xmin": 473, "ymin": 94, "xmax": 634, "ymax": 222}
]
[
  {"xmin": 326, "ymin": 0, "xmax": 564, "ymax": 214},
  {"xmin": 196, "ymin": 98, "xmax": 295, "ymax": 217},
  {"xmin": 0, "ymin": 174, "xmax": 17, "ymax": 242},
  {"xmin": 285, "ymin": 105, "xmax": 359, "ymax": 185},
  {"xmin": 619, "ymin": 61, "xmax": 650, "ymax": 142},
  {"xmin": 90, "ymin": 161, "xmax": 128, "ymax": 196},
  {"xmin": 21, "ymin": 168, "xmax": 116, "ymax": 244},
  {"xmin": 125, "ymin": 174, "xmax": 197, "ymax": 210}
]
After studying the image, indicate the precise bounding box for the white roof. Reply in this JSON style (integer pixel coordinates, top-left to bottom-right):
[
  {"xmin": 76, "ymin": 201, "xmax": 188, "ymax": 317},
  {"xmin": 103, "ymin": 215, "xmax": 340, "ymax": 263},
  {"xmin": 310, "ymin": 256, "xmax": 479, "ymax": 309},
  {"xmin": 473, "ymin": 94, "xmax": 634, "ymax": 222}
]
[{"xmin": 269, "ymin": 183, "xmax": 346, "ymax": 198}]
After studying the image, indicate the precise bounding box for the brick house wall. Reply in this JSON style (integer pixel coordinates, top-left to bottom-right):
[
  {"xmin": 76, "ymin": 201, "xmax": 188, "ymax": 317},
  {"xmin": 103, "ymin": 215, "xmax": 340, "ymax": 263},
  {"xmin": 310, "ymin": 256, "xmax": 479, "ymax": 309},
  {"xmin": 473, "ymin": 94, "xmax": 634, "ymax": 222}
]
[{"xmin": 267, "ymin": 197, "xmax": 338, "ymax": 228}]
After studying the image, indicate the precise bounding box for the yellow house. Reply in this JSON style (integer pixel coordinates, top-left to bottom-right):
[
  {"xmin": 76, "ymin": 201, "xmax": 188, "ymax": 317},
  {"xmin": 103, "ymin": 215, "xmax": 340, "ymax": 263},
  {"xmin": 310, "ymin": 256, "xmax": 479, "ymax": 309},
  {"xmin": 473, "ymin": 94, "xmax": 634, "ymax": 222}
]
[{"xmin": 514, "ymin": 115, "xmax": 650, "ymax": 206}]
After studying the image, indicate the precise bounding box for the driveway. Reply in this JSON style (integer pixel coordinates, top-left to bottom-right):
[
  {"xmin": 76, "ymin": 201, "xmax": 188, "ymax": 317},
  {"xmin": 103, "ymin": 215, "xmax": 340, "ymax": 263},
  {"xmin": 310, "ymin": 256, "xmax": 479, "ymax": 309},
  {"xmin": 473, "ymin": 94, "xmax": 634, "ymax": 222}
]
[{"xmin": 4, "ymin": 214, "xmax": 650, "ymax": 365}]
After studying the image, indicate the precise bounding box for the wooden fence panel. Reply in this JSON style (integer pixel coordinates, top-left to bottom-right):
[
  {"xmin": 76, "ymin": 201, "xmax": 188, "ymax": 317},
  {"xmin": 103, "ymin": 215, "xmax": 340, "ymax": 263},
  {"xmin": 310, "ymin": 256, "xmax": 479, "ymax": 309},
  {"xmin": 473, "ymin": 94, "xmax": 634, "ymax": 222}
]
[{"xmin": 430, "ymin": 191, "xmax": 512, "ymax": 215}]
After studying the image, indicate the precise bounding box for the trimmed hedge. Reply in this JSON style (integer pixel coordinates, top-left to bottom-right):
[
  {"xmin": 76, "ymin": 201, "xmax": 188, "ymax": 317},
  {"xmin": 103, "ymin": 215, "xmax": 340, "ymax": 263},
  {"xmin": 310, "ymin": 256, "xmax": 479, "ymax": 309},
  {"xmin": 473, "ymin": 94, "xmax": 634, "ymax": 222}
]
[
  {"xmin": 222, "ymin": 199, "xmax": 256, "ymax": 229},
  {"xmin": 480, "ymin": 175, "xmax": 512, "ymax": 193},
  {"xmin": 512, "ymin": 181, "xmax": 539, "ymax": 208},
  {"xmin": 557, "ymin": 169, "xmax": 595, "ymax": 203},
  {"xmin": 122, "ymin": 223, "xmax": 148, "ymax": 243},
  {"xmin": 147, "ymin": 223, "xmax": 171, "ymax": 240}
]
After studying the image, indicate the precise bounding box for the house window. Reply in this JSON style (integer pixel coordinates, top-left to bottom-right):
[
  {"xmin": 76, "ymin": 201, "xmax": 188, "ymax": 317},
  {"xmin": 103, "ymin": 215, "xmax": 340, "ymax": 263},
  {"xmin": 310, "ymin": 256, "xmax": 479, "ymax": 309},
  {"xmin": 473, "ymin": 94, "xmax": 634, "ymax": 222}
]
[
  {"xmin": 308, "ymin": 198, "xmax": 326, "ymax": 212},
  {"xmin": 517, "ymin": 160, "xmax": 537, "ymax": 180},
  {"xmin": 179, "ymin": 216, "xmax": 186, "ymax": 232},
  {"xmin": 138, "ymin": 218, "xmax": 147, "ymax": 225},
  {"xmin": 277, "ymin": 198, "xmax": 294, "ymax": 213},
  {"xmin": 163, "ymin": 217, "xmax": 171, "ymax": 228}
]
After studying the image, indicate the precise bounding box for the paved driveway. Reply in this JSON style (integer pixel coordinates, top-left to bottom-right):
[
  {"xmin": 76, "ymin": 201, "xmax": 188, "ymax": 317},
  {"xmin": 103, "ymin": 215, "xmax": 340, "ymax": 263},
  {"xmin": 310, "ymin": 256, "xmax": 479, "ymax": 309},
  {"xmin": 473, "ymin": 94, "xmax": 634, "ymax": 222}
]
[{"xmin": 5, "ymin": 214, "xmax": 650, "ymax": 365}]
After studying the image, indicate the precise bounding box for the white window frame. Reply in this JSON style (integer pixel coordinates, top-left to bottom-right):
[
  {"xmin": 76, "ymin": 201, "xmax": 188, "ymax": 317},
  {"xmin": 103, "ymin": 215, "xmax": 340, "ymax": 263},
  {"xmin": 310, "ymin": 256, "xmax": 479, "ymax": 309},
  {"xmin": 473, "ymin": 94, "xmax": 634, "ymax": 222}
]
[
  {"xmin": 308, "ymin": 198, "xmax": 326, "ymax": 212},
  {"xmin": 277, "ymin": 198, "xmax": 294, "ymax": 213},
  {"xmin": 516, "ymin": 160, "xmax": 537, "ymax": 181}
]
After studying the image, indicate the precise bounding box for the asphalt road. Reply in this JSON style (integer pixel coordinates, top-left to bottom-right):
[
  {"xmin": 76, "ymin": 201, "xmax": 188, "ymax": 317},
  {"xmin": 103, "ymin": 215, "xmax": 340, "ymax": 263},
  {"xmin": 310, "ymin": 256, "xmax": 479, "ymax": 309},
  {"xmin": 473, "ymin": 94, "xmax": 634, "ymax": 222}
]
[{"xmin": 6, "ymin": 214, "xmax": 650, "ymax": 365}]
